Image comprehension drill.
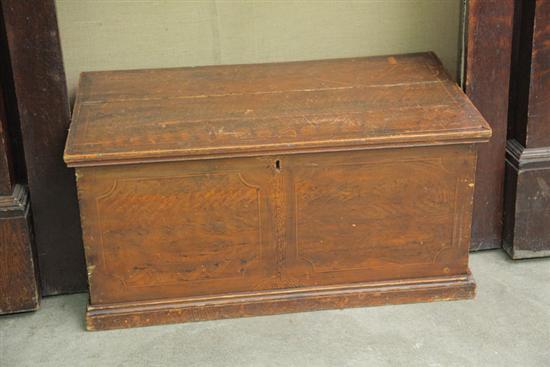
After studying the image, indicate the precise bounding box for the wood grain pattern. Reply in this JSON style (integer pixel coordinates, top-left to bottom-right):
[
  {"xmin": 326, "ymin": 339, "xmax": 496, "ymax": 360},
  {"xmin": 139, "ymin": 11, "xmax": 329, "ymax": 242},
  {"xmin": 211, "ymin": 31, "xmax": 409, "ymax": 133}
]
[
  {"xmin": 464, "ymin": 0, "xmax": 515, "ymax": 251},
  {"xmin": 87, "ymin": 273, "xmax": 476, "ymax": 331},
  {"xmin": 77, "ymin": 145, "xmax": 477, "ymax": 306},
  {"xmin": 66, "ymin": 53, "xmax": 490, "ymax": 329},
  {"xmin": 65, "ymin": 53, "xmax": 490, "ymax": 167}
]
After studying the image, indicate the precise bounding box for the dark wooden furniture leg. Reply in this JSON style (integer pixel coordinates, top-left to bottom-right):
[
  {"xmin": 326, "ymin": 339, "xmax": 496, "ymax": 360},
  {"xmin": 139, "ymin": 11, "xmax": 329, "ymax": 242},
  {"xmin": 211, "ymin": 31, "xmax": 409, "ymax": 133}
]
[
  {"xmin": 1, "ymin": 0, "xmax": 86, "ymax": 294},
  {"xmin": 0, "ymin": 69, "xmax": 39, "ymax": 314},
  {"xmin": 504, "ymin": 0, "xmax": 550, "ymax": 259},
  {"xmin": 464, "ymin": 0, "xmax": 515, "ymax": 251}
]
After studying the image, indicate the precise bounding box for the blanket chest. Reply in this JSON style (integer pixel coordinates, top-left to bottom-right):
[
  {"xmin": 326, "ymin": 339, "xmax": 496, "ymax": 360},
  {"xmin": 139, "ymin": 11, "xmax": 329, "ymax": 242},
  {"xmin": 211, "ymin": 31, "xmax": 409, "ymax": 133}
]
[{"xmin": 64, "ymin": 53, "xmax": 491, "ymax": 330}]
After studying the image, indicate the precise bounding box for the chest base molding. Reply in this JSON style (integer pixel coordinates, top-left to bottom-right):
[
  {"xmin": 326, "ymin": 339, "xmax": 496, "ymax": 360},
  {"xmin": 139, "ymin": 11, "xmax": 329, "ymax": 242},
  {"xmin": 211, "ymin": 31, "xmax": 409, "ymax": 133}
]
[{"xmin": 86, "ymin": 272, "xmax": 475, "ymax": 331}]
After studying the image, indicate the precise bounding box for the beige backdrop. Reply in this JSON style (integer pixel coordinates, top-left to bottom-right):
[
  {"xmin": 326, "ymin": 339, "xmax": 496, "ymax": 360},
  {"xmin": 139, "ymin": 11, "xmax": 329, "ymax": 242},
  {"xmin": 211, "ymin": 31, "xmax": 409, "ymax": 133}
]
[{"xmin": 56, "ymin": 0, "xmax": 462, "ymax": 100}]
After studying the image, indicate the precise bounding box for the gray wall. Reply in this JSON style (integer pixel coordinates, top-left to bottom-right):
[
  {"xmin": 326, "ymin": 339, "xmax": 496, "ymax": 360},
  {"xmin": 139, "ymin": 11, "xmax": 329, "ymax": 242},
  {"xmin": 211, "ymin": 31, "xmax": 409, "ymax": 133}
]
[{"xmin": 56, "ymin": 0, "xmax": 462, "ymax": 99}]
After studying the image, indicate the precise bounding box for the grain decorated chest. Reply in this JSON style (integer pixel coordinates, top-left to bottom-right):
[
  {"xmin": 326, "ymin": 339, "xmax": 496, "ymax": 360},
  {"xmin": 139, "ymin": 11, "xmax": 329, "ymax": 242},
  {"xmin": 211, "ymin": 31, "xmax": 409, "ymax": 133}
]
[{"xmin": 64, "ymin": 53, "xmax": 491, "ymax": 330}]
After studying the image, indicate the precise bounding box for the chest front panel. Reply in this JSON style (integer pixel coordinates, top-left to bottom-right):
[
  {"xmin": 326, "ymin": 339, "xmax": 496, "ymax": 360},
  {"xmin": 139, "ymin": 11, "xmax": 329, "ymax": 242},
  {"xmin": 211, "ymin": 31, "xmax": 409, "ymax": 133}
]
[{"xmin": 77, "ymin": 144, "xmax": 476, "ymax": 305}]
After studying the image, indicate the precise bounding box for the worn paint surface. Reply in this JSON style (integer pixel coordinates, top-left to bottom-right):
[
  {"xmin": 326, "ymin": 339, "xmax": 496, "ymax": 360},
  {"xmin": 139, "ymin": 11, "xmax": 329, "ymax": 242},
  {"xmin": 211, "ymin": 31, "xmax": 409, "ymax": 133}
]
[
  {"xmin": 64, "ymin": 54, "xmax": 489, "ymax": 330},
  {"xmin": 64, "ymin": 53, "xmax": 490, "ymax": 166}
]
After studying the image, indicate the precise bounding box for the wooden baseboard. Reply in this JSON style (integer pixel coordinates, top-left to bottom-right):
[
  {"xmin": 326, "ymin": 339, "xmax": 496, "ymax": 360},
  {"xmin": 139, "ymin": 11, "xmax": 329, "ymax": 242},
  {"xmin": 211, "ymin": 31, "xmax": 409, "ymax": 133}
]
[{"xmin": 86, "ymin": 273, "xmax": 475, "ymax": 331}]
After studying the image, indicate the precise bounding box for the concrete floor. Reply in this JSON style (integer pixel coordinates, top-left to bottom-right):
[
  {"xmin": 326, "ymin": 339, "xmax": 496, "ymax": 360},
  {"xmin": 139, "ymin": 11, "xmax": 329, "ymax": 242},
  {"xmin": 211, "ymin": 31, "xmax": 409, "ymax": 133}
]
[{"xmin": 1, "ymin": 250, "xmax": 549, "ymax": 367}]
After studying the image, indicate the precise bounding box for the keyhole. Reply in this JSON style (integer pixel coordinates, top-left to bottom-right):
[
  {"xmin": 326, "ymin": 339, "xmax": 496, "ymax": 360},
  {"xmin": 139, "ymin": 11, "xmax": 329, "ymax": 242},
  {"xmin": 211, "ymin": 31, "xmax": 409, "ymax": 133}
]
[{"xmin": 275, "ymin": 159, "xmax": 281, "ymax": 171}]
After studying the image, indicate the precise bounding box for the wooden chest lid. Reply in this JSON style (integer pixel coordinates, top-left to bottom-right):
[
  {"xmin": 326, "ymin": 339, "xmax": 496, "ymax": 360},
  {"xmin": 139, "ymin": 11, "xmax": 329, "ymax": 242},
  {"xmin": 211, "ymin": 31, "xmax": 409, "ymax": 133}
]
[{"xmin": 64, "ymin": 52, "xmax": 491, "ymax": 167}]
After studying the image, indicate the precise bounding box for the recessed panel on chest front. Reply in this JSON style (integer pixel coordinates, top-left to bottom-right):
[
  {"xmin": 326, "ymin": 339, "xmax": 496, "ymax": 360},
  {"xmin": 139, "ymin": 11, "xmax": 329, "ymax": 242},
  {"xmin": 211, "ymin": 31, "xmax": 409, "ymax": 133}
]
[{"xmin": 77, "ymin": 145, "xmax": 476, "ymax": 305}]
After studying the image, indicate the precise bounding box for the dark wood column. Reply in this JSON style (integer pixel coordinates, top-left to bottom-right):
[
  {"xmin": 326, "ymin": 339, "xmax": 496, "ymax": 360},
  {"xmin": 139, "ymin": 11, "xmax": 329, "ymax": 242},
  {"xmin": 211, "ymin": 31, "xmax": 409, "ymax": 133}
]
[
  {"xmin": 464, "ymin": 0, "xmax": 515, "ymax": 251},
  {"xmin": 504, "ymin": 0, "xmax": 550, "ymax": 259},
  {"xmin": 0, "ymin": 67, "xmax": 39, "ymax": 314},
  {"xmin": 1, "ymin": 0, "xmax": 87, "ymax": 294},
  {"xmin": 0, "ymin": 85, "xmax": 14, "ymax": 194}
]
